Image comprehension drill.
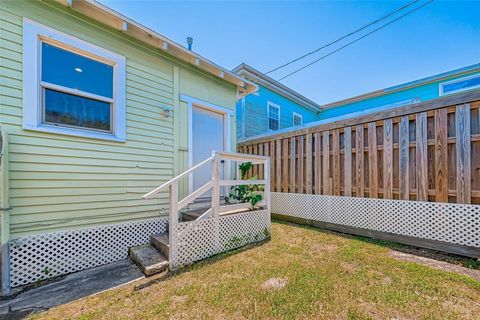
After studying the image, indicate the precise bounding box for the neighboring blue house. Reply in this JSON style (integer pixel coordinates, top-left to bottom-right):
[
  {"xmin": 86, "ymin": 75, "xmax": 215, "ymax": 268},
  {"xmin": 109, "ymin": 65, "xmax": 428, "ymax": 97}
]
[
  {"xmin": 319, "ymin": 63, "xmax": 480, "ymax": 121},
  {"xmin": 236, "ymin": 63, "xmax": 480, "ymax": 141},
  {"xmin": 233, "ymin": 63, "xmax": 322, "ymax": 140}
]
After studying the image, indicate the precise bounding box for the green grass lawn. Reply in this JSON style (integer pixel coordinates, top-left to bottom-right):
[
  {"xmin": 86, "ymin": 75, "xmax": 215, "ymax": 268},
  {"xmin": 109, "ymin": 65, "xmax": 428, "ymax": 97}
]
[{"xmin": 31, "ymin": 221, "xmax": 480, "ymax": 320}]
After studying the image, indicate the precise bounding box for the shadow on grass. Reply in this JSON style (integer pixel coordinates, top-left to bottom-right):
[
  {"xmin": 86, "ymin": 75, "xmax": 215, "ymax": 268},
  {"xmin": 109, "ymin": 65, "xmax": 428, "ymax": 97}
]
[
  {"xmin": 272, "ymin": 218, "xmax": 480, "ymax": 270},
  {"xmin": 134, "ymin": 237, "xmax": 271, "ymax": 291}
]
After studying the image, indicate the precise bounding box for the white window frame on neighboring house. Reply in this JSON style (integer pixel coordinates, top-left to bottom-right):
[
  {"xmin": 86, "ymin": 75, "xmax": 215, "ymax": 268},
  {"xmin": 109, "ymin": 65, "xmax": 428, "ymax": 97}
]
[
  {"xmin": 439, "ymin": 73, "xmax": 480, "ymax": 96},
  {"xmin": 267, "ymin": 101, "xmax": 280, "ymax": 131},
  {"xmin": 22, "ymin": 19, "xmax": 127, "ymax": 142},
  {"xmin": 292, "ymin": 112, "xmax": 303, "ymax": 127}
]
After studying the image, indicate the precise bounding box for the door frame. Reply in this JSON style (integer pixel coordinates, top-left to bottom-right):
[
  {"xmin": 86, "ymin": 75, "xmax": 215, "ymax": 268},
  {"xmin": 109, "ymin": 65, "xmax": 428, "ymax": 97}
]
[{"xmin": 180, "ymin": 94, "xmax": 232, "ymax": 193}]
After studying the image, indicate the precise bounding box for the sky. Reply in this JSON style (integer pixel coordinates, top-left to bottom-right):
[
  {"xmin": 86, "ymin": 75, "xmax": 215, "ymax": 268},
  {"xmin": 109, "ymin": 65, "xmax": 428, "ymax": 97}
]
[{"xmin": 99, "ymin": 0, "xmax": 480, "ymax": 105}]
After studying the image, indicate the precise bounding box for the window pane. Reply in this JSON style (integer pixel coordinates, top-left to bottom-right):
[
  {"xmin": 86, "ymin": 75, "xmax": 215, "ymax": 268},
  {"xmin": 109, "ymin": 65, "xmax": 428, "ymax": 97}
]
[
  {"xmin": 269, "ymin": 118, "xmax": 279, "ymax": 131},
  {"xmin": 443, "ymin": 76, "xmax": 480, "ymax": 93},
  {"xmin": 44, "ymin": 89, "xmax": 111, "ymax": 132},
  {"xmin": 269, "ymin": 107, "xmax": 279, "ymax": 120},
  {"xmin": 42, "ymin": 42, "xmax": 113, "ymax": 98},
  {"xmin": 293, "ymin": 115, "xmax": 302, "ymax": 126}
]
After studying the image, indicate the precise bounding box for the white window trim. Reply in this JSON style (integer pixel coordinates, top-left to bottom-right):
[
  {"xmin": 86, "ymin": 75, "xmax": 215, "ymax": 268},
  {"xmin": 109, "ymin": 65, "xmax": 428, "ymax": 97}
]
[
  {"xmin": 439, "ymin": 73, "xmax": 480, "ymax": 96},
  {"xmin": 292, "ymin": 112, "xmax": 303, "ymax": 126},
  {"xmin": 267, "ymin": 101, "xmax": 280, "ymax": 131},
  {"xmin": 23, "ymin": 19, "xmax": 126, "ymax": 142}
]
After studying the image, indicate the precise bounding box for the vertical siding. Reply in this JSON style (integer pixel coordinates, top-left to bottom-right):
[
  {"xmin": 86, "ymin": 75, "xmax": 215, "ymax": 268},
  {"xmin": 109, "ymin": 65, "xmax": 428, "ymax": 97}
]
[{"xmin": 0, "ymin": 1, "xmax": 236, "ymax": 237}]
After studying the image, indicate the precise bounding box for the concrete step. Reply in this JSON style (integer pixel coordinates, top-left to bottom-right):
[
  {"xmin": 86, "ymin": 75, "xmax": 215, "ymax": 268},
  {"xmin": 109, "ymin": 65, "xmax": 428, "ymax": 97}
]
[
  {"xmin": 150, "ymin": 233, "xmax": 169, "ymax": 259},
  {"xmin": 129, "ymin": 244, "xmax": 168, "ymax": 276}
]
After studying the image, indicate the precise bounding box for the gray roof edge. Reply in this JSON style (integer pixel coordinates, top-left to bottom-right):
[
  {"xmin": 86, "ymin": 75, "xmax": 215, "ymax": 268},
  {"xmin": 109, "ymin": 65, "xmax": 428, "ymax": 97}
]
[{"xmin": 232, "ymin": 63, "xmax": 322, "ymax": 112}]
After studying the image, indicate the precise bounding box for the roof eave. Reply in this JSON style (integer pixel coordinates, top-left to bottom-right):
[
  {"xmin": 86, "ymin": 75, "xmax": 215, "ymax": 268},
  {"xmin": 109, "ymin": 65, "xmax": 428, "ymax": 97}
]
[
  {"xmin": 233, "ymin": 64, "xmax": 322, "ymax": 112},
  {"xmin": 53, "ymin": 0, "xmax": 257, "ymax": 97}
]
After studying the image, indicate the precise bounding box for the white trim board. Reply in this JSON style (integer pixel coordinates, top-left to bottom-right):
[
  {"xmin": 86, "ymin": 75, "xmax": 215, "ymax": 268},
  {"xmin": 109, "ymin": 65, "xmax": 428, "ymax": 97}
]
[{"xmin": 180, "ymin": 94, "xmax": 232, "ymax": 193}]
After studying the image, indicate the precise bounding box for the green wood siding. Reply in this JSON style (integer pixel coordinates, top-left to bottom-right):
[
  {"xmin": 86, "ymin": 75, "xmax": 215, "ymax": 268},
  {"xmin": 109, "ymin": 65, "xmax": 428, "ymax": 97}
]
[{"xmin": 0, "ymin": 1, "xmax": 236, "ymax": 238}]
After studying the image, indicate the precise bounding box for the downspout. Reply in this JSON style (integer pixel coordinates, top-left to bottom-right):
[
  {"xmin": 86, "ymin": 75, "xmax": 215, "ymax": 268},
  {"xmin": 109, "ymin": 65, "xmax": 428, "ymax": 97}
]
[{"xmin": 0, "ymin": 127, "xmax": 10, "ymax": 295}]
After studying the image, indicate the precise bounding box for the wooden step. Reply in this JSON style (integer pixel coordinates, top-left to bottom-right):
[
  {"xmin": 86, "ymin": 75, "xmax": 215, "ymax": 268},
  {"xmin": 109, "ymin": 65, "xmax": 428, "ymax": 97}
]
[
  {"xmin": 180, "ymin": 208, "xmax": 208, "ymax": 222},
  {"xmin": 129, "ymin": 244, "xmax": 168, "ymax": 276},
  {"xmin": 150, "ymin": 233, "xmax": 169, "ymax": 259}
]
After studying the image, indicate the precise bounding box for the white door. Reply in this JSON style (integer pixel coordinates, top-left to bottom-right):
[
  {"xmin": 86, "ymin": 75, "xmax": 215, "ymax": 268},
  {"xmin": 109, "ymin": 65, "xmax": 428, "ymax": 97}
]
[{"xmin": 192, "ymin": 106, "xmax": 225, "ymax": 196}]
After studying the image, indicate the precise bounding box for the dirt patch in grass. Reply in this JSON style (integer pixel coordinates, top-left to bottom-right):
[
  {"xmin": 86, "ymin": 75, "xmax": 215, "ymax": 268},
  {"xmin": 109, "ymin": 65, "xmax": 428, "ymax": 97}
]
[
  {"xmin": 261, "ymin": 277, "xmax": 288, "ymax": 290},
  {"xmin": 389, "ymin": 250, "xmax": 480, "ymax": 281},
  {"xmin": 29, "ymin": 222, "xmax": 480, "ymax": 320}
]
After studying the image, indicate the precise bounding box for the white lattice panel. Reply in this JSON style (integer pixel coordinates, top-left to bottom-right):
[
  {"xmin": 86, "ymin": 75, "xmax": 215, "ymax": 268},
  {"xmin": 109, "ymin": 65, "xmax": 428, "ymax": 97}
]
[
  {"xmin": 219, "ymin": 209, "xmax": 270, "ymax": 251},
  {"xmin": 271, "ymin": 192, "xmax": 480, "ymax": 248},
  {"xmin": 171, "ymin": 218, "xmax": 219, "ymax": 268},
  {"xmin": 171, "ymin": 209, "xmax": 270, "ymax": 268},
  {"xmin": 9, "ymin": 217, "xmax": 167, "ymax": 287}
]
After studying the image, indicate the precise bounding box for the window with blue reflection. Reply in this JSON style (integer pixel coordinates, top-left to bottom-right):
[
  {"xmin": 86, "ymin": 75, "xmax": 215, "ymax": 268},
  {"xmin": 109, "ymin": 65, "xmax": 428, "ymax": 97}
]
[
  {"xmin": 44, "ymin": 89, "xmax": 111, "ymax": 132},
  {"xmin": 443, "ymin": 75, "xmax": 480, "ymax": 94},
  {"xmin": 41, "ymin": 41, "xmax": 114, "ymax": 132},
  {"xmin": 41, "ymin": 42, "xmax": 113, "ymax": 98}
]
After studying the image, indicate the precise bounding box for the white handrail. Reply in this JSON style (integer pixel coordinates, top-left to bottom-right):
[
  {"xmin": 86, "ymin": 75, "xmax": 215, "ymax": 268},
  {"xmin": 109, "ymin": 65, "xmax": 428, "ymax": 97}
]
[
  {"xmin": 143, "ymin": 151, "xmax": 271, "ymax": 244},
  {"xmin": 217, "ymin": 151, "xmax": 269, "ymax": 162},
  {"xmin": 143, "ymin": 155, "xmax": 214, "ymax": 199},
  {"xmin": 177, "ymin": 180, "xmax": 213, "ymax": 210}
]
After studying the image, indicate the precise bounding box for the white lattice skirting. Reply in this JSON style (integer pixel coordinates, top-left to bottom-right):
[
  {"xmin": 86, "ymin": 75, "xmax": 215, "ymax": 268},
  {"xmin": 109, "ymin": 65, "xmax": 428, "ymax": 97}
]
[
  {"xmin": 271, "ymin": 192, "xmax": 480, "ymax": 249},
  {"xmin": 171, "ymin": 209, "xmax": 271, "ymax": 268},
  {"xmin": 9, "ymin": 217, "xmax": 168, "ymax": 288}
]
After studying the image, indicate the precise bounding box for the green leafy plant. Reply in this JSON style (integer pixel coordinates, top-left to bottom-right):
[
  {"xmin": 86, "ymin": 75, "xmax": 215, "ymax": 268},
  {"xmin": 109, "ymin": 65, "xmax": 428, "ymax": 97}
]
[{"xmin": 225, "ymin": 162, "xmax": 264, "ymax": 209}]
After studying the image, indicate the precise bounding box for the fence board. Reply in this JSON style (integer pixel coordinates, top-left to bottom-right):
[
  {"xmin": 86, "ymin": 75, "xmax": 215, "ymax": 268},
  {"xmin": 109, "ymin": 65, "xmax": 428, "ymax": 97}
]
[
  {"xmin": 239, "ymin": 94, "xmax": 480, "ymax": 204},
  {"xmin": 252, "ymin": 144, "xmax": 258, "ymax": 177},
  {"xmin": 344, "ymin": 127, "xmax": 352, "ymax": 196},
  {"xmin": 290, "ymin": 137, "xmax": 296, "ymax": 193},
  {"xmin": 305, "ymin": 133, "xmax": 313, "ymax": 194},
  {"xmin": 282, "ymin": 139, "xmax": 289, "ymax": 192},
  {"xmin": 383, "ymin": 119, "xmax": 394, "ymax": 199},
  {"xmin": 416, "ymin": 112, "xmax": 428, "ymax": 201},
  {"xmin": 435, "ymin": 109, "xmax": 448, "ymax": 202},
  {"xmin": 323, "ymin": 131, "xmax": 331, "ymax": 195},
  {"xmin": 399, "ymin": 116, "xmax": 410, "ymax": 200},
  {"xmin": 298, "ymin": 135, "xmax": 305, "ymax": 193},
  {"xmin": 368, "ymin": 123, "xmax": 378, "ymax": 198},
  {"xmin": 332, "ymin": 130, "xmax": 341, "ymax": 195},
  {"xmin": 275, "ymin": 140, "xmax": 281, "ymax": 192},
  {"xmin": 355, "ymin": 125, "xmax": 364, "ymax": 197},
  {"xmin": 456, "ymin": 104, "xmax": 471, "ymax": 203},
  {"xmin": 314, "ymin": 132, "xmax": 322, "ymax": 194}
]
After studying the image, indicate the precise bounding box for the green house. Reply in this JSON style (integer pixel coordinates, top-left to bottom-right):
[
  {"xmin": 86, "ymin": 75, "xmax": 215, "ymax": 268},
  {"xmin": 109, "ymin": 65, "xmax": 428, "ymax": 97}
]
[{"xmin": 0, "ymin": 0, "xmax": 258, "ymax": 294}]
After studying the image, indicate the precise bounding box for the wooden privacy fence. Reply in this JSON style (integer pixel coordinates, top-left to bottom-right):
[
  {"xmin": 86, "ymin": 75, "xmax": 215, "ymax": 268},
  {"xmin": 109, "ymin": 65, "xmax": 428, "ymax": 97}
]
[{"xmin": 238, "ymin": 90, "xmax": 480, "ymax": 205}]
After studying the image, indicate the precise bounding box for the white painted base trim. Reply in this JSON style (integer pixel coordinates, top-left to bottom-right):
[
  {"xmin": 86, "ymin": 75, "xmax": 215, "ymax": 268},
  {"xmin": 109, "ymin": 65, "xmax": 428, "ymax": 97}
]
[{"xmin": 9, "ymin": 217, "xmax": 168, "ymax": 288}]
